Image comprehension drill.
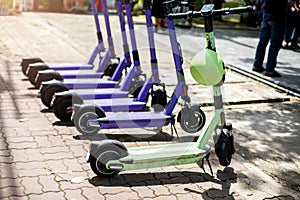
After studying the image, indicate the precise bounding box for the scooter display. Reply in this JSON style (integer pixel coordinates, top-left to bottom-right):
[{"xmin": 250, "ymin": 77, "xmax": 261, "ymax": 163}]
[
  {"xmin": 86, "ymin": 2, "xmax": 252, "ymax": 178},
  {"xmin": 52, "ymin": 0, "xmax": 164, "ymax": 122},
  {"xmin": 73, "ymin": 0, "xmax": 206, "ymax": 136}
]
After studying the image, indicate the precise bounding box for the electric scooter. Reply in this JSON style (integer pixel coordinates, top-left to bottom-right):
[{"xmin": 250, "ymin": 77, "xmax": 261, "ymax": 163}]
[
  {"xmin": 39, "ymin": 0, "xmax": 145, "ymax": 109},
  {"xmin": 51, "ymin": 0, "xmax": 165, "ymax": 122},
  {"xmin": 26, "ymin": 0, "xmax": 123, "ymax": 90},
  {"xmin": 73, "ymin": 0, "xmax": 206, "ymax": 135},
  {"xmin": 20, "ymin": 0, "xmax": 109, "ymax": 77},
  {"xmin": 30, "ymin": 0, "xmax": 125, "ymax": 88},
  {"xmin": 86, "ymin": 2, "xmax": 252, "ymax": 178}
]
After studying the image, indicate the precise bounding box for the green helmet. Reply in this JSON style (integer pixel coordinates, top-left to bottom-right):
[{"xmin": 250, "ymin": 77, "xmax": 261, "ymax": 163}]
[{"xmin": 190, "ymin": 49, "xmax": 225, "ymax": 86}]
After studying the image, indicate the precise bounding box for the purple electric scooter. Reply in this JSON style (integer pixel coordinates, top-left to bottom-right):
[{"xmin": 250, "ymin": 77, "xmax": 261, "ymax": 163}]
[
  {"xmin": 73, "ymin": 0, "xmax": 206, "ymax": 135},
  {"xmin": 52, "ymin": 0, "xmax": 165, "ymax": 122},
  {"xmin": 40, "ymin": 0, "xmax": 145, "ymax": 110},
  {"xmin": 26, "ymin": 0, "xmax": 122, "ymax": 89},
  {"xmin": 29, "ymin": 0, "xmax": 126, "ymax": 88},
  {"xmin": 21, "ymin": 0, "xmax": 106, "ymax": 77}
]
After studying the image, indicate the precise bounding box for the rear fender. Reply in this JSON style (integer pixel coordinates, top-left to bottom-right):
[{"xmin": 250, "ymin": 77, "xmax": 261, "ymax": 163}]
[{"xmin": 88, "ymin": 140, "xmax": 128, "ymax": 163}]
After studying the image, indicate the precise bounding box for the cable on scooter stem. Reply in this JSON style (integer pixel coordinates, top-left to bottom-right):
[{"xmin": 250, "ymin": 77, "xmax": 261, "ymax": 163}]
[{"xmin": 168, "ymin": 5, "xmax": 253, "ymax": 19}]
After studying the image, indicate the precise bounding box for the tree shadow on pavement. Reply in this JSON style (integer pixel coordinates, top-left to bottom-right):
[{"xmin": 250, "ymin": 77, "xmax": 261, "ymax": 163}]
[{"xmin": 227, "ymin": 102, "xmax": 300, "ymax": 192}]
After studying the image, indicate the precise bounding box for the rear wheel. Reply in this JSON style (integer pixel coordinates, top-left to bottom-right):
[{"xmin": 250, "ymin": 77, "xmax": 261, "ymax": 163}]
[
  {"xmin": 74, "ymin": 106, "xmax": 105, "ymax": 135},
  {"xmin": 28, "ymin": 66, "xmax": 49, "ymax": 86},
  {"xmin": 90, "ymin": 145, "xmax": 126, "ymax": 178},
  {"xmin": 21, "ymin": 57, "xmax": 43, "ymax": 76},
  {"xmin": 52, "ymin": 95, "xmax": 83, "ymax": 122},
  {"xmin": 40, "ymin": 84, "xmax": 68, "ymax": 108}
]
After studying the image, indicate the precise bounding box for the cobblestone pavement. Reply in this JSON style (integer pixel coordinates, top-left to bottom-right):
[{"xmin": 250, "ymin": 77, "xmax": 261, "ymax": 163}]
[{"xmin": 0, "ymin": 12, "xmax": 299, "ymax": 200}]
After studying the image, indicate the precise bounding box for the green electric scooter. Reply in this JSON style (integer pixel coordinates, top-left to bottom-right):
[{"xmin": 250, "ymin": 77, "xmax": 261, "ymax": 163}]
[{"xmin": 86, "ymin": 2, "xmax": 253, "ymax": 178}]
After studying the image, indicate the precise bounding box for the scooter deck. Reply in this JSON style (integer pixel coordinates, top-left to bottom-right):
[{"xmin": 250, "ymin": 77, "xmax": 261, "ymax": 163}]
[
  {"xmin": 84, "ymin": 98, "xmax": 145, "ymax": 112},
  {"xmin": 43, "ymin": 69, "xmax": 104, "ymax": 79},
  {"xmin": 108, "ymin": 143, "xmax": 210, "ymax": 170},
  {"xmin": 71, "ymin": 88, "xmax": 129, "ymax": 99},
  {"xmin": 126, "ymin": 142, "xmax": 210, "ymax": 162},
  {"xmin": 44, "ymin": 63, "xmax": 94, "ymax": 71},
  {"xmin": 97, "ymin": 112, "xmax": 175, "ymax": 129},
  {"xmin": 63, "ymin": 78, "xmax": 118, "ymax": 89}
]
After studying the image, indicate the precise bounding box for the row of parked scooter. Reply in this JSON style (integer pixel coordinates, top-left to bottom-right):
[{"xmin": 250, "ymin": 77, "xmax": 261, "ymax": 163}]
[{"xmin": 20, "ymin": 0, "xmax": 252, "ymax": 178}]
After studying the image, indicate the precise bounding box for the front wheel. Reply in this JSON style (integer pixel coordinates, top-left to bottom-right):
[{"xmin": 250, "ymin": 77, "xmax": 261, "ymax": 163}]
[
  {"xmin": 73, "ymin": 105, "xmax": 105, "ymax": 135},
  {"xmin": 90, "ymin": 146, "xmax": 125, "ymax": 178},
  {"xmin": 179, "ymin": 108, "xmax": 206, "ymax": 133},
  {"xmin": 215, "ymin": 132, "xmax": 234, "ymax": 166},
  {"xmin": 104, "ymin": 63, "xmax": 119, "ymax": 78}
]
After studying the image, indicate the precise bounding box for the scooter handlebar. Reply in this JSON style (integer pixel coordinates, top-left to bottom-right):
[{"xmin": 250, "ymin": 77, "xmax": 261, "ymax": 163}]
[{"xmin": 168, "ymin": 5, "xmax": 253, "ymax": 19}]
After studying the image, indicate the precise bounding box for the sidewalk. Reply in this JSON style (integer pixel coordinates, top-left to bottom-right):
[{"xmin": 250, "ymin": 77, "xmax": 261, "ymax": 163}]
[{"xmin": 0, "ymin": 12, "xmax": 299, "ymax": 200}]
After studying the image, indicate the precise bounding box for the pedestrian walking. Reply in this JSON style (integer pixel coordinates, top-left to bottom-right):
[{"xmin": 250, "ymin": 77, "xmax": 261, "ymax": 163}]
[
  {"xmin": 152, "ymin": 0, "xmax": 167, "ymax": 29},
  {"xmin": 252, "ymin": 0, "xmax": 288, "ymax": 77},
  {"xmin": 290, "ymin": 0, "xmax": 300, "ymax": 50},
  {"xmin": 283, "ymin": 0, "xmax": 300, "ymax": 50}
]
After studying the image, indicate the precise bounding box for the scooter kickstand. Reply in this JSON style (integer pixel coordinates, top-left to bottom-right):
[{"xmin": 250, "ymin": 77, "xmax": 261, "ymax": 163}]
[
  {"xmin": 171, "ymin": 122, "xmax": 179, "ymax": 140},
  {"xmin": 198, "ymin": 152, "xmax": 213, "ymax": 176}
]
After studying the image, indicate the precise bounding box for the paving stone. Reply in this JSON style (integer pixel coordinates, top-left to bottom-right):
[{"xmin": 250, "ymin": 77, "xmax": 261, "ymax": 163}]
[
  {"xmin": 33, "ymin": 136, "xmax": 53, "ymax": 148},
  {"xmin": 12, "ymin": 149, "xmax": 42, "ymax": 164},
  {"xmin": 59, "ymin": 180, "xmax": 91, "ymax": 191},
  {"xmin": 81, "ymin": 187, "xmax": 105, "ymax": 200},
  {"xmin": 0, "ymin": 187, "xmax": 25, "ymax": 198},
  {"xmin": 0, "ymin": 178, "xmax": 23, "ymax": 189},
  {"xmin": 15, "ymin": 162, "xmax": 47, "ymax": 171},
  {"xmin": 42, "ymin": 151, "xmax": 74, "ymax": 161},
  {"xmin": 63, "ymin": 158, "xmax": 85, "ymax": 172},
  {"xmin": 148, "ymin": 185, "xmax": 171, "ymax": 196},
  {"xmin": 99, "ymin": 186, "xmax": 133, "ymax": 195},
  {"xmin": 5, "ymin": 136, "xmax": 35, "ymax": 144},
  {"xmin": 64, "ymin": 189, "xmax": 86, "ymax": 200},
  {"xmin": 0, "ymin": 155, "xmax": 13, "ymax": 163},
  {"xmin": 45, "ymin": 160, "xmax": 68, "ymax": 174},
  {"xmin": 8, "ymin": 142, "xmax": 38, "ymax": 150},
  {"xmin": 46, "ymin": 135, "xmax": 66, "ymax": 147},
  {"xmin": 40, "ymin": 146, "xmax": 70, "ymax": 155},
  {"xmin": 38, "ymin": 175, "xmax": 60, "ymax": 193},
  {"xmin": 132, "ymin": 186, "xmax": 156, "ymax": 199},
  {"xmin": 144, "ymin": 195, "xmax": 177, "ymax": 200},
  {"xmin": 18, "ymin": 168, "xmax": 48, "ymax": 178},
  {"xmin": 21, "ymin": 177, "xmax": 43, "ymax": 195},
  {"xmin": 177, "ymin": 193, "xmax": 202, "ymax": 200},
  {"xmin": 6, "ymin": 196, "xmax": 28, "ymax": 200},
  {"xmin": 0, "ymin": 163, "xmax": 19, "ymax": 179},
  {"xmin": 69, "ymin": 145, "xmax": 87, "ymax": 158},
  {"xmin": 28, "ymin": 191, "xmax": 65, "ymax": 200},
  {"xmin": 104, "ymin": 191, "xmax": 140, "ymax": 200}
]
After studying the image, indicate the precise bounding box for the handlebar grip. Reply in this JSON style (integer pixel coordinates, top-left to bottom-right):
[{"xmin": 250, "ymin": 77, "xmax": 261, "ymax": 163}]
[
  {"xmin": 168, "ymin": 11, "xmax": 192, "ymax": 19},
  {"xmin": 214, "ymin": 6, "xmax": 253, "ymax": 16}
]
